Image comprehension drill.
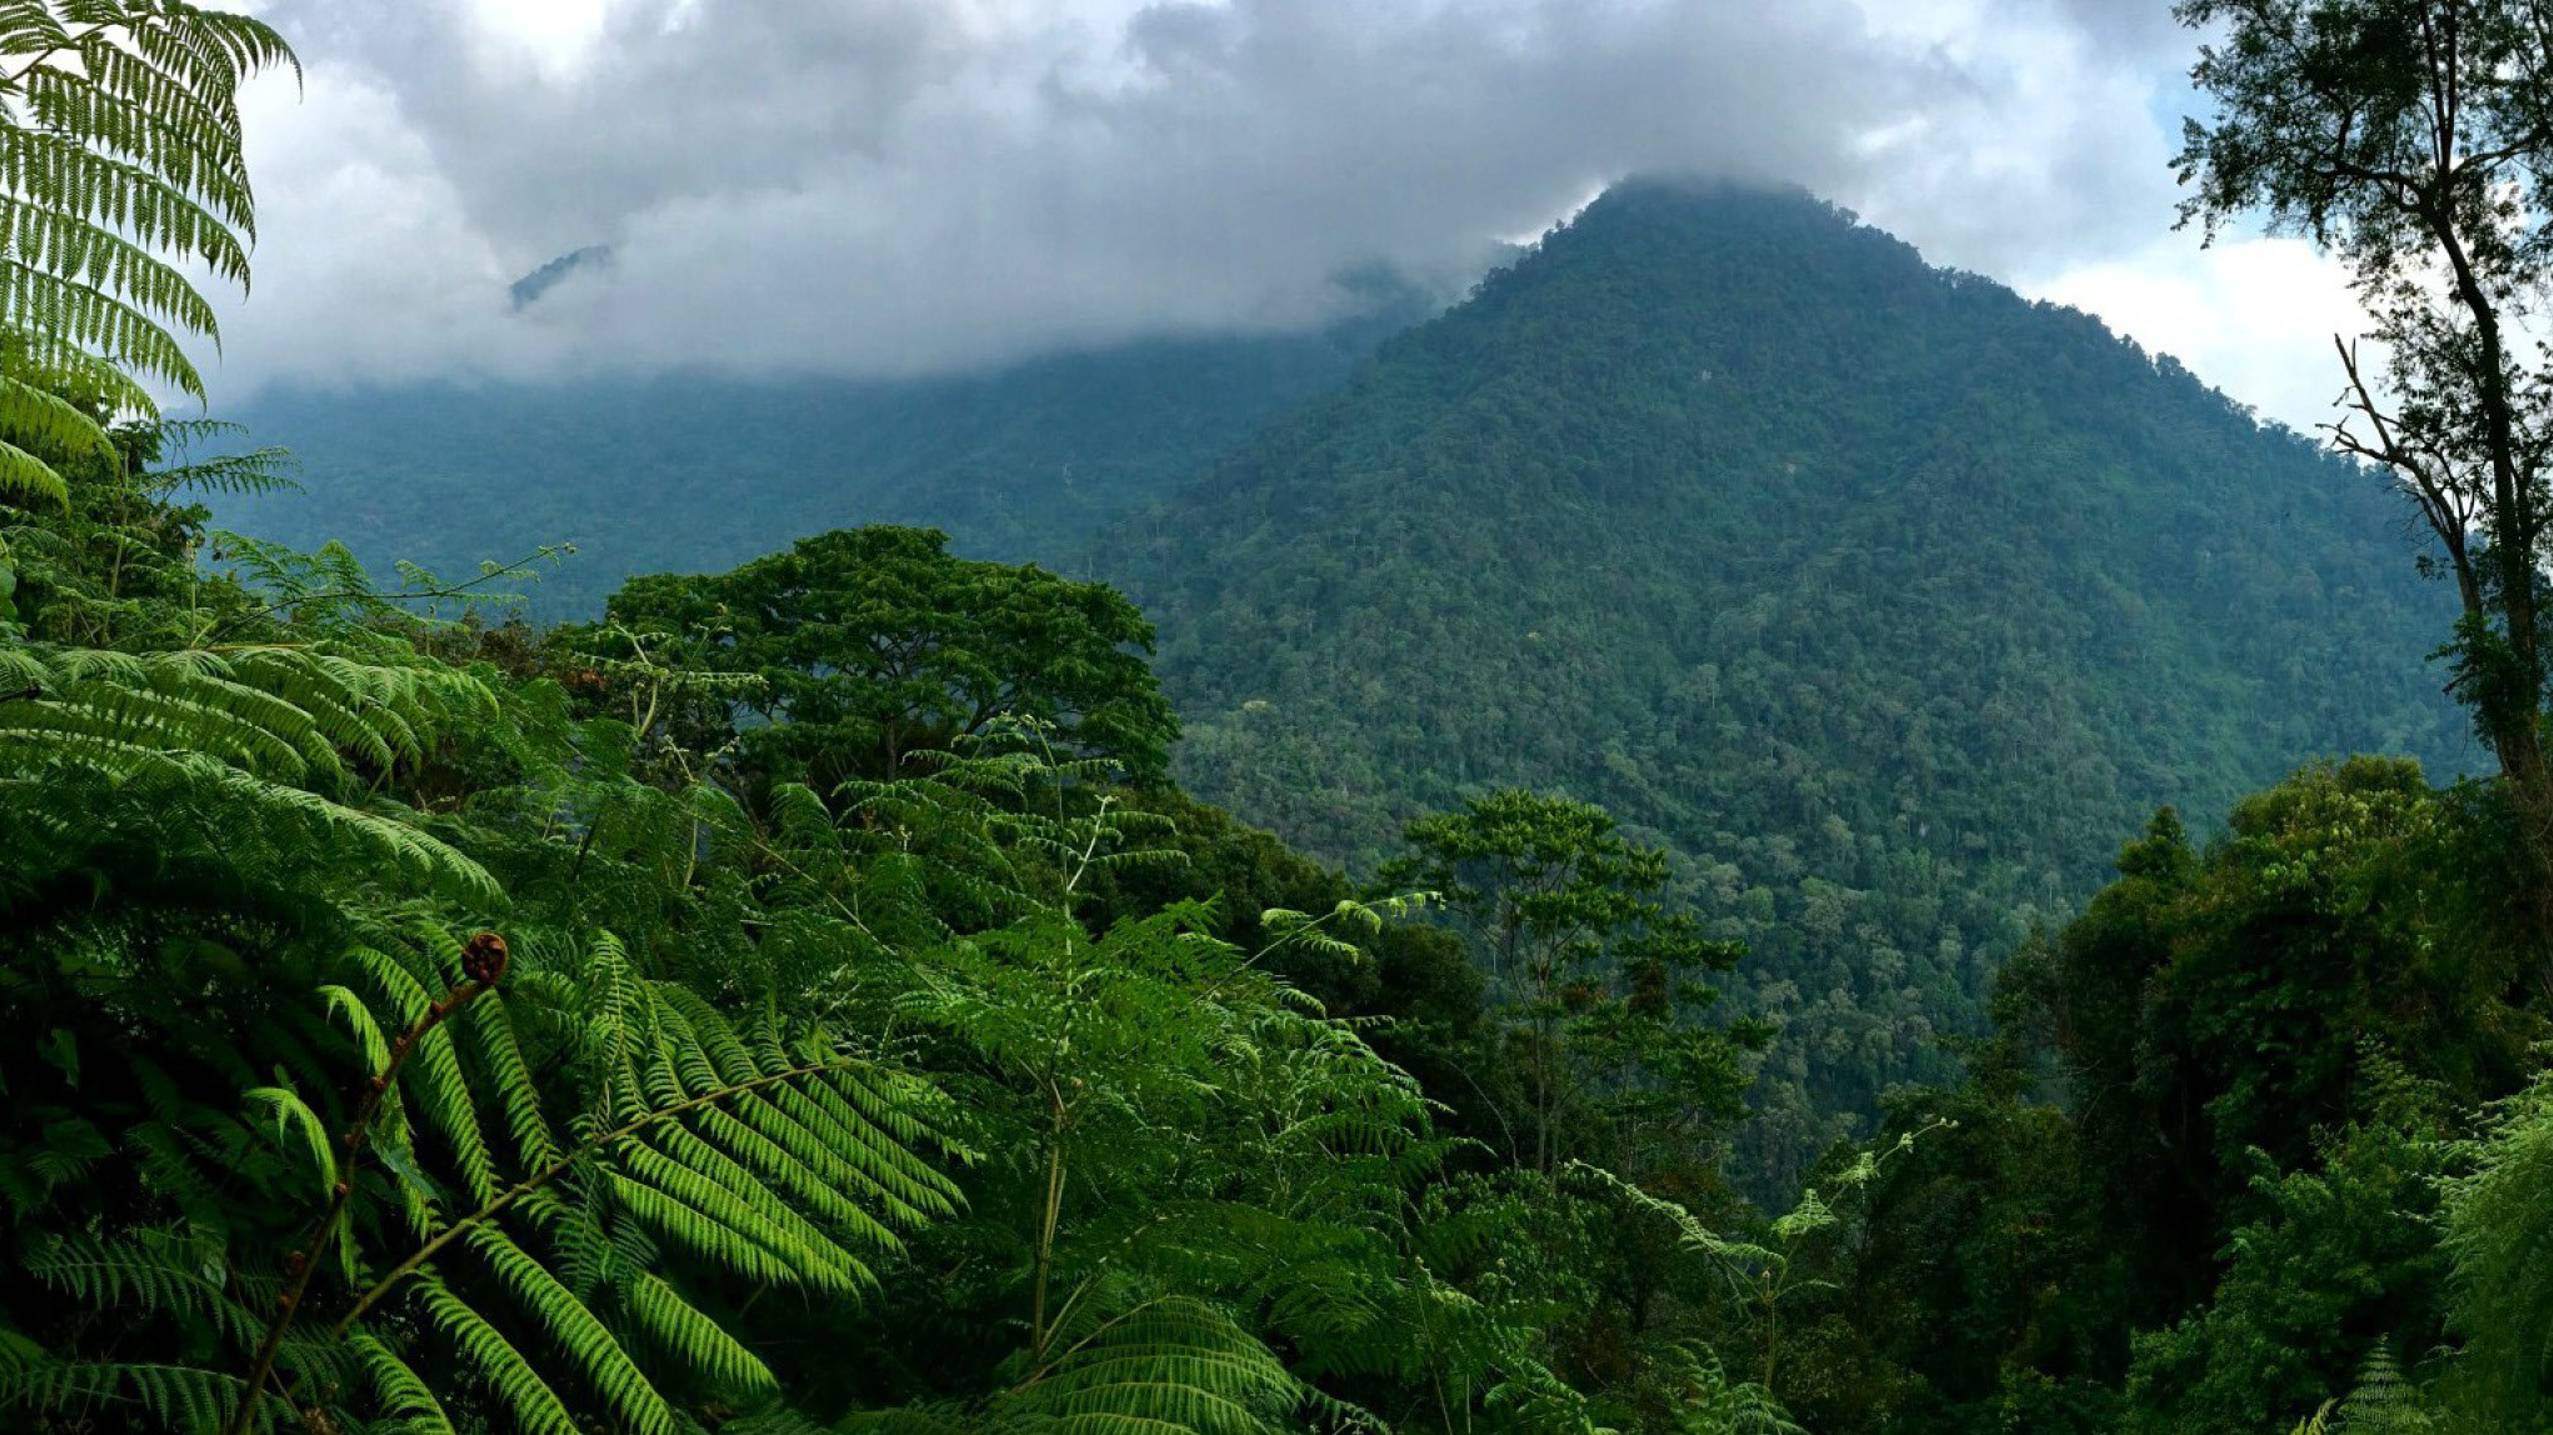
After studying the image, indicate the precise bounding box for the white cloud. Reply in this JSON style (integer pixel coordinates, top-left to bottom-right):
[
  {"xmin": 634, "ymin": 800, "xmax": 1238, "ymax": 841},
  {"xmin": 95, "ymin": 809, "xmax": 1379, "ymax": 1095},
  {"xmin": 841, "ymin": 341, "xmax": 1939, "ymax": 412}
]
[
  {"xmin": 460, "ymin": 0, "xmax": 611, "ymax": 75},
  {"xmin": 196, "ymin": 0, "xmax": 2376, "ymax": 434},
  {"xmin": 2023, "ymin": 236, "xmax": 2367, "ymax": 436},
  {"xmin": 218, "ymin": 61, "xmax": 520, "ymax": 385}
]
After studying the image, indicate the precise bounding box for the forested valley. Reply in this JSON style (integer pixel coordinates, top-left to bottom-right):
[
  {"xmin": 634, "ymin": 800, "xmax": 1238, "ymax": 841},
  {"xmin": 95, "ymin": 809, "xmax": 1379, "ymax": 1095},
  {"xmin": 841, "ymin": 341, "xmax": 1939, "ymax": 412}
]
[{"xmin": 5, "ymin": 3, "xmax": 2553, "ymax": 1435}]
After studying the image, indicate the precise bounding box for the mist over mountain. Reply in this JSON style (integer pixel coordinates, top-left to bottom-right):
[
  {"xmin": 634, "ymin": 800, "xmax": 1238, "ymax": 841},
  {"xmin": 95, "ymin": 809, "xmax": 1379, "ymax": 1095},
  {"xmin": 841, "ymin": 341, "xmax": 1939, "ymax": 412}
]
[
  {"xmin": 213, "ymin": 271, "xmax": 1441, "ymax": 614},
  {"xmin": 1094, "ymin": 181, "xmax": 2475, "ymax": 1173}
]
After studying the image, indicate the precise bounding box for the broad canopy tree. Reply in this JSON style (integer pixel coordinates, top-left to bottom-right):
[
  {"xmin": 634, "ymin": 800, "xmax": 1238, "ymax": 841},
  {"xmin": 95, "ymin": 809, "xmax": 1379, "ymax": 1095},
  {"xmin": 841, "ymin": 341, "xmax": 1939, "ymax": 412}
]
[{"xmin": 576, "ymin": 525, "xmax": 1178, "ymax": 794}]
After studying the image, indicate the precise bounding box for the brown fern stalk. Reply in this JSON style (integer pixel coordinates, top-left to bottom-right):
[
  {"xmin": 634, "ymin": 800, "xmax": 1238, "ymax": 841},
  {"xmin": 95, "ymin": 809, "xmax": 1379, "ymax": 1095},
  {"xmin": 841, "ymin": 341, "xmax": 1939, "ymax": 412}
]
[{"xmin": 223, "ymin": 932, "xmax": 510, "ymax": 1435}]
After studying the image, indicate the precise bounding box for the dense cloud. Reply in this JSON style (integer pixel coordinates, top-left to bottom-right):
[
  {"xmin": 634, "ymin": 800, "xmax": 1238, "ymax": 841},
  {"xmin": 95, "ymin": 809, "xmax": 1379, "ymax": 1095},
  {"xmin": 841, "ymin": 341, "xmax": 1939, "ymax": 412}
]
[{"xmin": 207, "ymin": 0, "xmax": 2358, "ymax": 430}]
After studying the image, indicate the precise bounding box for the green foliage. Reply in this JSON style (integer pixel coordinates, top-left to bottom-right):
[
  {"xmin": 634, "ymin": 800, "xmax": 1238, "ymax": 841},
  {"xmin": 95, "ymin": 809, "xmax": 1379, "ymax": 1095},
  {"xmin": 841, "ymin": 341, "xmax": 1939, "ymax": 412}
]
[
  {"xmin": 0, "ymin": 636, "xmax": 504, "ymax": 905},
  {"xmin": 2056, "ymin": 759, "xmax": 2524, "ymax": 1197},
  {"xmin": 2288, "ymin": 1344, "xmax": 2439, "ymax": 1435},
  {"xmin": 7, "ymin": 9, "xmax": 2551, "ymax": 1432},
  {"xmin": 0, "ymin": 393, "xmax": 1620, "ymax": 1435},
  {"xmin": 979, "ymin": 1296, "xmax": 1309, "ymax": 1435},
  {"xmin": 1786, "ymin": 758, "xmax": 2545, "ymax": 1435},
  {"xmin": 2122, "ymin": 1114, "xmax": 2452, "ymax": 1435}
]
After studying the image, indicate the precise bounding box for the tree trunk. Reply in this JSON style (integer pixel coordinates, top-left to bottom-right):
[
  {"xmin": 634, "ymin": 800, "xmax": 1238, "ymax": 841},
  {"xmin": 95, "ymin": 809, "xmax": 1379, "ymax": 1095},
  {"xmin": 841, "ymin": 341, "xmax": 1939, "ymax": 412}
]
[{"xmin": 2431, "ymin": 199, "xmax": 2553, "ymax": 987}]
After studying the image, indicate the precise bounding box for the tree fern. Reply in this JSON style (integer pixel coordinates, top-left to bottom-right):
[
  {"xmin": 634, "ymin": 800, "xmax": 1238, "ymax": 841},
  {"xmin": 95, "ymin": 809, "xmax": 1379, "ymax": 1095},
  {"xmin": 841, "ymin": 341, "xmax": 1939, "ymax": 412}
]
[
  {"xmin": 348, "ymin": 1331, "xmax": 456, "ymax": 1434},
  {"xmin": 2441, "ymin": 1063, "xmax": 2553, "ymax": 1426},
  {"xmin": 2, "ymin": 1357, "xmax": 267, "ymax": 1433},
  {"xmin": 0, "ymin": 1224, "xmax": 313, "ymax": 1434},
  {"xmin": 20, "ymin": 1227, "xmax": 258, "ymax": 1347},
  {"xmin": 842, "ymin": 1297, "xmax": 1306, "ymax": 1435},
  {"xmin": 1003, "ymin": 1297, "xmax": 1303, "ymax": 1435},
  {"xmin": 461, "ymin": 1223, "xmax": 676, "ymax": 1435},
  {"xmin": 2289, "ymin": 1342, "xmax": 2436, "ymax": 1434},
  {"xmin": 0, "ymin": 635, "xmax": 505, "ymax": 905},
  {"xmin": 412, "ymin": 1270, "xmax": 580, "ymax": 1435},
  {"xmin": 302, "ymin": 928, "xmax": 965, "ymax": 1431},
  {"xmin": 0, "ymin": 0, "xmax": 294, "ymax": 505},
  {"xmin": 141, "ymin": 418, "xmax": 298, "ymax": 496}
]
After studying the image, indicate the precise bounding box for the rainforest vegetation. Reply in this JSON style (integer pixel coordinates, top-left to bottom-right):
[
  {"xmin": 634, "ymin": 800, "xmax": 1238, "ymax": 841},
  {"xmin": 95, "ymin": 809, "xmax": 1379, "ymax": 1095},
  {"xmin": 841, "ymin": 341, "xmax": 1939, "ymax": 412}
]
[{"xmin": 4, "ymin": 2, "xmax": 2553, "ymax": 1434}]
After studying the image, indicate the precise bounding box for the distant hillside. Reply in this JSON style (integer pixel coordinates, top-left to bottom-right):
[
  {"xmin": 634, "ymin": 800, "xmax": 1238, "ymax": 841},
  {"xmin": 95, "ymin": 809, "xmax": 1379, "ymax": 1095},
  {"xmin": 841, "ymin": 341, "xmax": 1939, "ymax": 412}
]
[
  {"xmin": 1101, "ymin": 181, "xmax": 2476, "ymax": 1180},
  {"xmin": 214, "ymin": 282, "xmax": 1435, "ymax": 615}
]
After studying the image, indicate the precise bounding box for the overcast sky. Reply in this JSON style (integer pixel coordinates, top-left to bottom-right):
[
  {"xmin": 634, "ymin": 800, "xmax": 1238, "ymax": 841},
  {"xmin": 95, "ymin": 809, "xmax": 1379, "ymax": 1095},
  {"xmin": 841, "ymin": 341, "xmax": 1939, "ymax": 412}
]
[{"xmin": 211, "ymin": 0, "xmax": 2363, "ymax": 434}]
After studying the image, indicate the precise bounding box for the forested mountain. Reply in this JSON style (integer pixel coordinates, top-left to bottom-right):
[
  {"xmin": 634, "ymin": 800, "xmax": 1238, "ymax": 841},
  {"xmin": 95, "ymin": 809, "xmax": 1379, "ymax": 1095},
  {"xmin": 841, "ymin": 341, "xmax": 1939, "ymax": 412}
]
[
  {"xmin": 214, "ymin": 276, "xmax": 1433, "ymax": 614},
  {"xmin": 1106, "ymin": 181, "xmax": 2477, "ymax": 1171}
]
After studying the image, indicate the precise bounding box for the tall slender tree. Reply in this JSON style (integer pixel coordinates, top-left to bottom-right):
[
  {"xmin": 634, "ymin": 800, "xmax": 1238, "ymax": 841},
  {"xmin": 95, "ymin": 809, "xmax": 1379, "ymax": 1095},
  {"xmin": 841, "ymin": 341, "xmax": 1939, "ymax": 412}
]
[
  {"xmin": 2176, "ymin": 0, "xmax": 2553, "ymax": 963},
  {"xmin": 1388, "ymin": 790, "xmax": 1757, "ymax": 1178}
]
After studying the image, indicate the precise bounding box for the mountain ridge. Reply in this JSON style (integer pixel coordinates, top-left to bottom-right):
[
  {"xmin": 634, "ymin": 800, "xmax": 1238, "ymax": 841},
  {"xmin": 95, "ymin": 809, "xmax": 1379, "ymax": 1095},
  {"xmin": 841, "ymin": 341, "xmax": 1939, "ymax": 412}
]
[{"xmin": 212, "ymin": 273, "xmax": 1442, "ymax": 614}]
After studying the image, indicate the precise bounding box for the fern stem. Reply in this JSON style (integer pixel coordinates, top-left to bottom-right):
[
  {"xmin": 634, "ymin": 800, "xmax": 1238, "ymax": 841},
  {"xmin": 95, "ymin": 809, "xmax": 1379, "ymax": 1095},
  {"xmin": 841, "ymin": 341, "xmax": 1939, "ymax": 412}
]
[
  {"xmin": 1037, "ymin": 1210, "xmax": 1173, "ymax": 1357},
  {"xmin": 0, "ymin": 28, "xmax": 84, "ymax": 91},
  {"xmin": 224, "ymin": 970, "xmax": 498, "ymax": 1435},
  {"xmin": 330, "ymin": 1055, "xmax": 863, "ymax": 1337},
  {"xmin": 206, "ymin": 546, "xmax": 564, "ymax": 642},
  {"xmin": 1029, "ymin": 1077, "xmax": 1068, "ymax": 1360}
]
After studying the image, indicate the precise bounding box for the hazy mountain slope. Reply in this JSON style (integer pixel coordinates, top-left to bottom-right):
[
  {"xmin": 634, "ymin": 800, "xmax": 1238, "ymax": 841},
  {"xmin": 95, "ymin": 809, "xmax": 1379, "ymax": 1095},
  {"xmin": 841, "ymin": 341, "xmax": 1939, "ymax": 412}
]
[
  {"xmin": 1103, "ymin": 181, "xmax": 2475, "ymax": 1175},
  {"xmin": 215, "ymin": 288, "xmax": 1431, "ymax": 615}
]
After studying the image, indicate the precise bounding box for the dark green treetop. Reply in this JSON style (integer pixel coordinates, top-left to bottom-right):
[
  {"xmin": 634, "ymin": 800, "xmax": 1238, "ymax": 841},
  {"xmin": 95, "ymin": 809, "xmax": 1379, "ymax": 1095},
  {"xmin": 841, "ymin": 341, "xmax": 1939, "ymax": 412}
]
[{"xmin": 578, "ymin": 525, "xmax": 1178, "ymax": 791}]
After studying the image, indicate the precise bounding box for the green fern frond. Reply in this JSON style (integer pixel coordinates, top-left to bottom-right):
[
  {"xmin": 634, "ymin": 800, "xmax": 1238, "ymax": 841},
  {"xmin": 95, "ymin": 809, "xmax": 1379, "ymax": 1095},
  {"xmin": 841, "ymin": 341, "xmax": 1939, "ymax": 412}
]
[
  {"xmin": 461, "ymin": 1224, "xmax": 676, "ymax": 1435},
  {"xmin": 0, "ymin": 432, "xmax": 67, "ymax": 505},
  {"xmin": 0, "ymin": 1354, "xmax": 269, "ymax": 1435},
  {"xmin": 2287, "ymin": 1341, "xmax": 2436, "ymax": 1433},
  {"xmin": 147, "ymin": 440, "xmax": 298, "ymax": 494},
  {"xmin": 243, "ymin": 1085, "xmax": 336, "ymax": 1199},
  {"xmin": 348, "ymin": 1332, "xmax": 455, "ymax": 1435},
  {"xmin": 0, "ymin": 0, "xmax": 294, "ymax": 494},
  {"xmin": 22, "ymin": 1227, "xmax": 260, "ymax": 1346},
  {"xmin": 466, "ymin": 991, "xmax": 565, "ymax": 1172},
  {"xmin": 1008, "ymin": 1297, "xmax": 1303, "ymax": 1435},
  {"xmin": 344, "ymin": 942, "xmax": 502, "ymax": 1205},
  {"xmin": 836, "ymin": 1406, "xmax": 976, "ymax": 1435},
  {"xmin": 2443, "ymin": 1067, "xmax": 2553, "ymax": 1425},
  {"xmin": 0, "ymin": 635, "xmax": 502, "ymax": 904},
  {"xmin": 622, "ymin": 1269, "xmax": 779, "ymax": 1402},
  {"xmin": 414, "ymin": 1272, "xmax": 579, "ymax": 1435},
  {"xmin": 607, "ymin": 1140, "xmax": 871, "ymax": 1295},
  {"xmin": 0, "ymin": 370, "xmax": 111, "ymax": 458}
]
